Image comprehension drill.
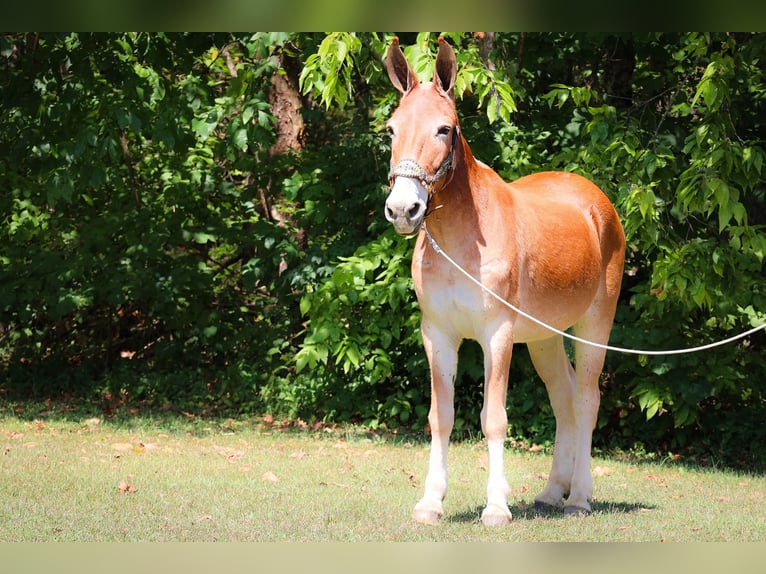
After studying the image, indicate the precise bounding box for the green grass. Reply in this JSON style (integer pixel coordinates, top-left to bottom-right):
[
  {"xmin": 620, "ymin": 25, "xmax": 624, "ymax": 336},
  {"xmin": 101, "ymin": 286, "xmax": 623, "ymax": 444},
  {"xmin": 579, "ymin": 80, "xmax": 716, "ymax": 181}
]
[{"xmin": 1, "ymin": 412, "xmax": 764, "ymax": 542}]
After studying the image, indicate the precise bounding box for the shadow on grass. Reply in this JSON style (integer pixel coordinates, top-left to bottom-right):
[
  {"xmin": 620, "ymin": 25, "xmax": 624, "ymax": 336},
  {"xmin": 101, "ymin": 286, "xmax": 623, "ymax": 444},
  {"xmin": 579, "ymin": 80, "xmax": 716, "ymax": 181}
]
[{"xmin": 446, "ymin": 500, "xmax": 657, "ymax": 524}]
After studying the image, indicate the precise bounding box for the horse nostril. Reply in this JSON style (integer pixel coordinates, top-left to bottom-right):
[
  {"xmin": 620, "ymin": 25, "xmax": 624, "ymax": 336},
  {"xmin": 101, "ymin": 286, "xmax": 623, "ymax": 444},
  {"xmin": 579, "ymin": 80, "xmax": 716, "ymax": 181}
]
[{"xmin": 408, "ymin": 202, "xmax": 424, "ymax": 220}]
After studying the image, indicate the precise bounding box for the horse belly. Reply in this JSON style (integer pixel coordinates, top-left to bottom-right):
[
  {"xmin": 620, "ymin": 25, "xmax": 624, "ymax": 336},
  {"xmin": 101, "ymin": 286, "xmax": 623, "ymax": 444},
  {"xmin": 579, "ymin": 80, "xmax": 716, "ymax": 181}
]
[
  {"xmin": 510, "ymin": 288, "xmax": 598, "ymax": 343},
  {"xmin": 512, "ymin": 258, "xmax": 603, "ymax": 342}
]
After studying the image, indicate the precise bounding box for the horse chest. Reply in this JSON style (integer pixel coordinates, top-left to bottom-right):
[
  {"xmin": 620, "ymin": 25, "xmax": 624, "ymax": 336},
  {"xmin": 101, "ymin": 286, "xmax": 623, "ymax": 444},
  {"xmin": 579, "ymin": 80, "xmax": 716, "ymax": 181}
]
[{"xmin": 413, "ymin": 253, "xmax": 511, "ymax": 340}]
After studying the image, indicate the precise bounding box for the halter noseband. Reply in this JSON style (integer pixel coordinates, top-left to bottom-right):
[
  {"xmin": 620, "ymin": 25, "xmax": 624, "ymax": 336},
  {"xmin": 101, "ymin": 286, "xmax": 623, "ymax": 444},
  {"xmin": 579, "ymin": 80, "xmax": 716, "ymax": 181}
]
[{"xmin": 387, "ymin": 126, "xmax": 458, "ymax": 188}]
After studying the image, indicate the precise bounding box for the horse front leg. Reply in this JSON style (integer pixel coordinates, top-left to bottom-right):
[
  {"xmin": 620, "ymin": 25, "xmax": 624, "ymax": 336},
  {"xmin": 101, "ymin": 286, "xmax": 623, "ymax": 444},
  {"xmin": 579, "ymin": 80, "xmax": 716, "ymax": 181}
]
[
  {"xmin": 412, "ymin": 324, "xmax": 458, "ymax": 525},
  {"xmin": 479, "ymin": 323, "xmax": 514, "ymax": 526}
]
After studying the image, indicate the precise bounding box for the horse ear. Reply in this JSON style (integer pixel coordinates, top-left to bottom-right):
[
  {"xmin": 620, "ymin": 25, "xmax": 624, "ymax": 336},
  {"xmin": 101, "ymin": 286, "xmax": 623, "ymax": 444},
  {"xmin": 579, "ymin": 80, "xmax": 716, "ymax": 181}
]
[
  {"xmin": 433, "ymin": 37, "xmax": 457, "ymax": 98},
  {"xmin": 386, "ymin": 37, "xmax": 419, "ymax": 95}
]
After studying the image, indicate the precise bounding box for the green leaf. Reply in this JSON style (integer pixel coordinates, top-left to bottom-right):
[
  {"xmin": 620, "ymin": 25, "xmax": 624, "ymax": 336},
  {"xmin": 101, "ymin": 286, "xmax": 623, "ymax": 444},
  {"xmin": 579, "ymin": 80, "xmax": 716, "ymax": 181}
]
[
  {"xmin": 203, "ymin": 325, "xmax": 218, "ymax": 338},
  {"xmin": 233, "ymin": 128, "xmax": 248, "ymax": 151},
  {"xmin": 299, "ymin": 295, "xmax": 312, "ymax": 317}
]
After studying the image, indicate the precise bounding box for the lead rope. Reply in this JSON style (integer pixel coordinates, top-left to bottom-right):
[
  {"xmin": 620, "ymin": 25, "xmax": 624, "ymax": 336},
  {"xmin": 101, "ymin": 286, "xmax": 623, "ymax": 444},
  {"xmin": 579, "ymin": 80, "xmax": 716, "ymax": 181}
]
[{"xmin": 422, "ymin": 224, "xmax": 766, "ymax": 356}]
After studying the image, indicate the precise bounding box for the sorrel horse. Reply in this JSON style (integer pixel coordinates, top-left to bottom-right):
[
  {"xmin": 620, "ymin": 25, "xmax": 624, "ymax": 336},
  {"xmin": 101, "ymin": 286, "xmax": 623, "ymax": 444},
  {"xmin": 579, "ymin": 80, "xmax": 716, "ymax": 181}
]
[{"xmin": 383, "ymin": 38, "xmax": 626, "ymax": 526}]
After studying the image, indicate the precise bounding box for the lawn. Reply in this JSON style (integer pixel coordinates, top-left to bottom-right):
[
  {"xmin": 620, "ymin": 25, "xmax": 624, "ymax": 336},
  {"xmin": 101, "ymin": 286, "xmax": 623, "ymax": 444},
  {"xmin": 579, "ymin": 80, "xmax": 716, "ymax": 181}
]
[{"xmin": 2, "ymin": 412, "xmax": 765, "ymax": 542}]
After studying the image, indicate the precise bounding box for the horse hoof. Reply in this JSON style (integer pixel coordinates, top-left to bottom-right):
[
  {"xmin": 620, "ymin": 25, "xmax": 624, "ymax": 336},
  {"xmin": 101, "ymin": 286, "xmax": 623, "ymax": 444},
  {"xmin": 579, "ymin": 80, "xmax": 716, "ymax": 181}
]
[
  {"xmin": 481, "ymin": 513, "xmax": 512, "ymax": 527},
  {"xmin": 563, "ymin": 505, "xmax": 591, "ymax": 517},
  {"xmin": 412, "ymin": 508, "xmax": 443, "ymax": 525},
  {"xmin": 481, "ymin": 505, "xmax": 512, "ymax": 526}
]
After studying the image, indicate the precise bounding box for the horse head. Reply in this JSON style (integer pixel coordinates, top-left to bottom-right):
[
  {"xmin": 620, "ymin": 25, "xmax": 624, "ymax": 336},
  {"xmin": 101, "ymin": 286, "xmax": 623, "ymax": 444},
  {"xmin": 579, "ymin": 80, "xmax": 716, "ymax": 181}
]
[{"xmin": 384, "ymin": 37, "xmax": 460, "ymax": 236}]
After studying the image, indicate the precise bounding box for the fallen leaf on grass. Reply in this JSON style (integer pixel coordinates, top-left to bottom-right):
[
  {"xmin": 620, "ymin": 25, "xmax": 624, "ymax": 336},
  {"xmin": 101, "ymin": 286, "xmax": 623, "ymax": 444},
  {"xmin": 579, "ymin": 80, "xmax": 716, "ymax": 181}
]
[
  {"xmin": 644, "ymin": 474, "xmax": 668, "ymax": 487},
  {"xmin": 262, "ymin": 470, "xmax": 279, "ymax": 483},
  {"xmin": 593, "ymin": 466, "xmax": 613, "ymax": 477},
  {"xmin": 400, "ymin": 468, "xmax": 419, "ymax": 488},
  {"xmin": 319, "ymin": 481, "xmax": 352, "ymax": 489},
  {"xmin": 118, "ymin": 478, "xmax": 138, "ymax": 494},
  {"xmin": 212, "ymin": 445, "xmax": 244, "ymax": 462}
]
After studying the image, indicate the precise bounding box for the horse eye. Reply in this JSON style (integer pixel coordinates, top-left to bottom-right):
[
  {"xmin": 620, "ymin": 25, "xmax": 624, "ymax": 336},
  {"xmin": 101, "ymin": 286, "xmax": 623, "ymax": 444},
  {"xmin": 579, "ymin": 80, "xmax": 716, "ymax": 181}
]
[
  {"xmin": 387, "ymin": 126, "xmax": 396, "ymax": 137},
  {"xmin": 437, "ymin": 125, "xmax": 451, "ymax": 137}
]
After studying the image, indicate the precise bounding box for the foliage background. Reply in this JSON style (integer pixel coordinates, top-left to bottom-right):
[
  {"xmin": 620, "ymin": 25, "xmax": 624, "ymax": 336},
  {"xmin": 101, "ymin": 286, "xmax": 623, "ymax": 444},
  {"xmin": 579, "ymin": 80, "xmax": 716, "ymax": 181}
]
[{"xmin": 2, "ymin": 32, "xmax": 765, "ymax": 468}]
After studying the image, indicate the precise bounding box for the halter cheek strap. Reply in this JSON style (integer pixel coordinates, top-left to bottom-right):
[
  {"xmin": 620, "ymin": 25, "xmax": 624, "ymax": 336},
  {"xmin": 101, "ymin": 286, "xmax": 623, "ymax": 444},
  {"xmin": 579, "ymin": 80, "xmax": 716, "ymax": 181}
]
[{"xmin": 388, "ymin": 127, "xmax": 458, "ymax": 185}]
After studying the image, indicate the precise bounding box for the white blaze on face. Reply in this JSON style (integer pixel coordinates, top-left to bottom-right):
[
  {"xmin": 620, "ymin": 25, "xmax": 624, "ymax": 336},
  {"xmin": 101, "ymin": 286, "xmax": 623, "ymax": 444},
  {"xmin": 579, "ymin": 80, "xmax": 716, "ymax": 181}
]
[{"xmin": 384, "ymin": 177, "xmax": 429, "ymax": 236}]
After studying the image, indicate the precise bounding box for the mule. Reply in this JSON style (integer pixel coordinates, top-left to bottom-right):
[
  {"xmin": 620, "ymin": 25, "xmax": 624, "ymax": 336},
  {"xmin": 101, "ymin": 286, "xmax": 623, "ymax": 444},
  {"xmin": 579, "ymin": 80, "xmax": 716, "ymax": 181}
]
[{"xmin": 383, "ymin": 38, "xmax": 626, "ymax": 526}]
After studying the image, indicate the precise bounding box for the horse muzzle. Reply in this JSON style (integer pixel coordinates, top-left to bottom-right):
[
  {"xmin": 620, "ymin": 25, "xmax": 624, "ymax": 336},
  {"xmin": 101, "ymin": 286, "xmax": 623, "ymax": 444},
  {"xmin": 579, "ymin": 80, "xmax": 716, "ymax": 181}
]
[{"xmin": 385, "ymin": 176, "xmax": 429, "ymax": 236}]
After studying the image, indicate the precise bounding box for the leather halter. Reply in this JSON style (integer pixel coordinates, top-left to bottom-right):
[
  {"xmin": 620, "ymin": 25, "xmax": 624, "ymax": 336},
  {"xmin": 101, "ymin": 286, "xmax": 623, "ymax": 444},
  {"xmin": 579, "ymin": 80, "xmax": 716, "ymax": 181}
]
[{"xmin": 387, "ymin": 126, "xmax": 458, "ymax": 188}]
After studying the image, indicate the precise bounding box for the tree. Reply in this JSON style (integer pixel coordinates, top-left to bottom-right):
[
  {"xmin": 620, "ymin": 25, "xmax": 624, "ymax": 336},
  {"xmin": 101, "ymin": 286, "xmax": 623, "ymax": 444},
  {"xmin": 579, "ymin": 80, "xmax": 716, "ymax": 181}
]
[{"xmin": 0, "ymin": 33, "xmax": 301, "ymax": 409}]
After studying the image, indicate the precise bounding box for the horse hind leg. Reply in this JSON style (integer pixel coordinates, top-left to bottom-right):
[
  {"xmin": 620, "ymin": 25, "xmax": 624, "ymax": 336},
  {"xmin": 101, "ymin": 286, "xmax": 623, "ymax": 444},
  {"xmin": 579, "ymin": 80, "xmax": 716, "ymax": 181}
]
[
  {"xmin": 527, "ymin": 335, "xmax": 578, "ymax": 510},
  {"xmin": 528, "ymin": 291, "xmax": 617, "ymax": 515},
  {"xmin": 563, "ymin": 311, "xmax": 613, "ymax": 515}
]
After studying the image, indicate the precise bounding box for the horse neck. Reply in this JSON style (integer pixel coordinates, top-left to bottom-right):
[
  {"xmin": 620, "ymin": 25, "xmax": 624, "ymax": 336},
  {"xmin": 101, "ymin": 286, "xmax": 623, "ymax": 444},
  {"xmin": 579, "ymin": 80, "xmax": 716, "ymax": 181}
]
[{"xmin": 426, "ymin": 136, "xmax": 488, "ymax": 249}]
